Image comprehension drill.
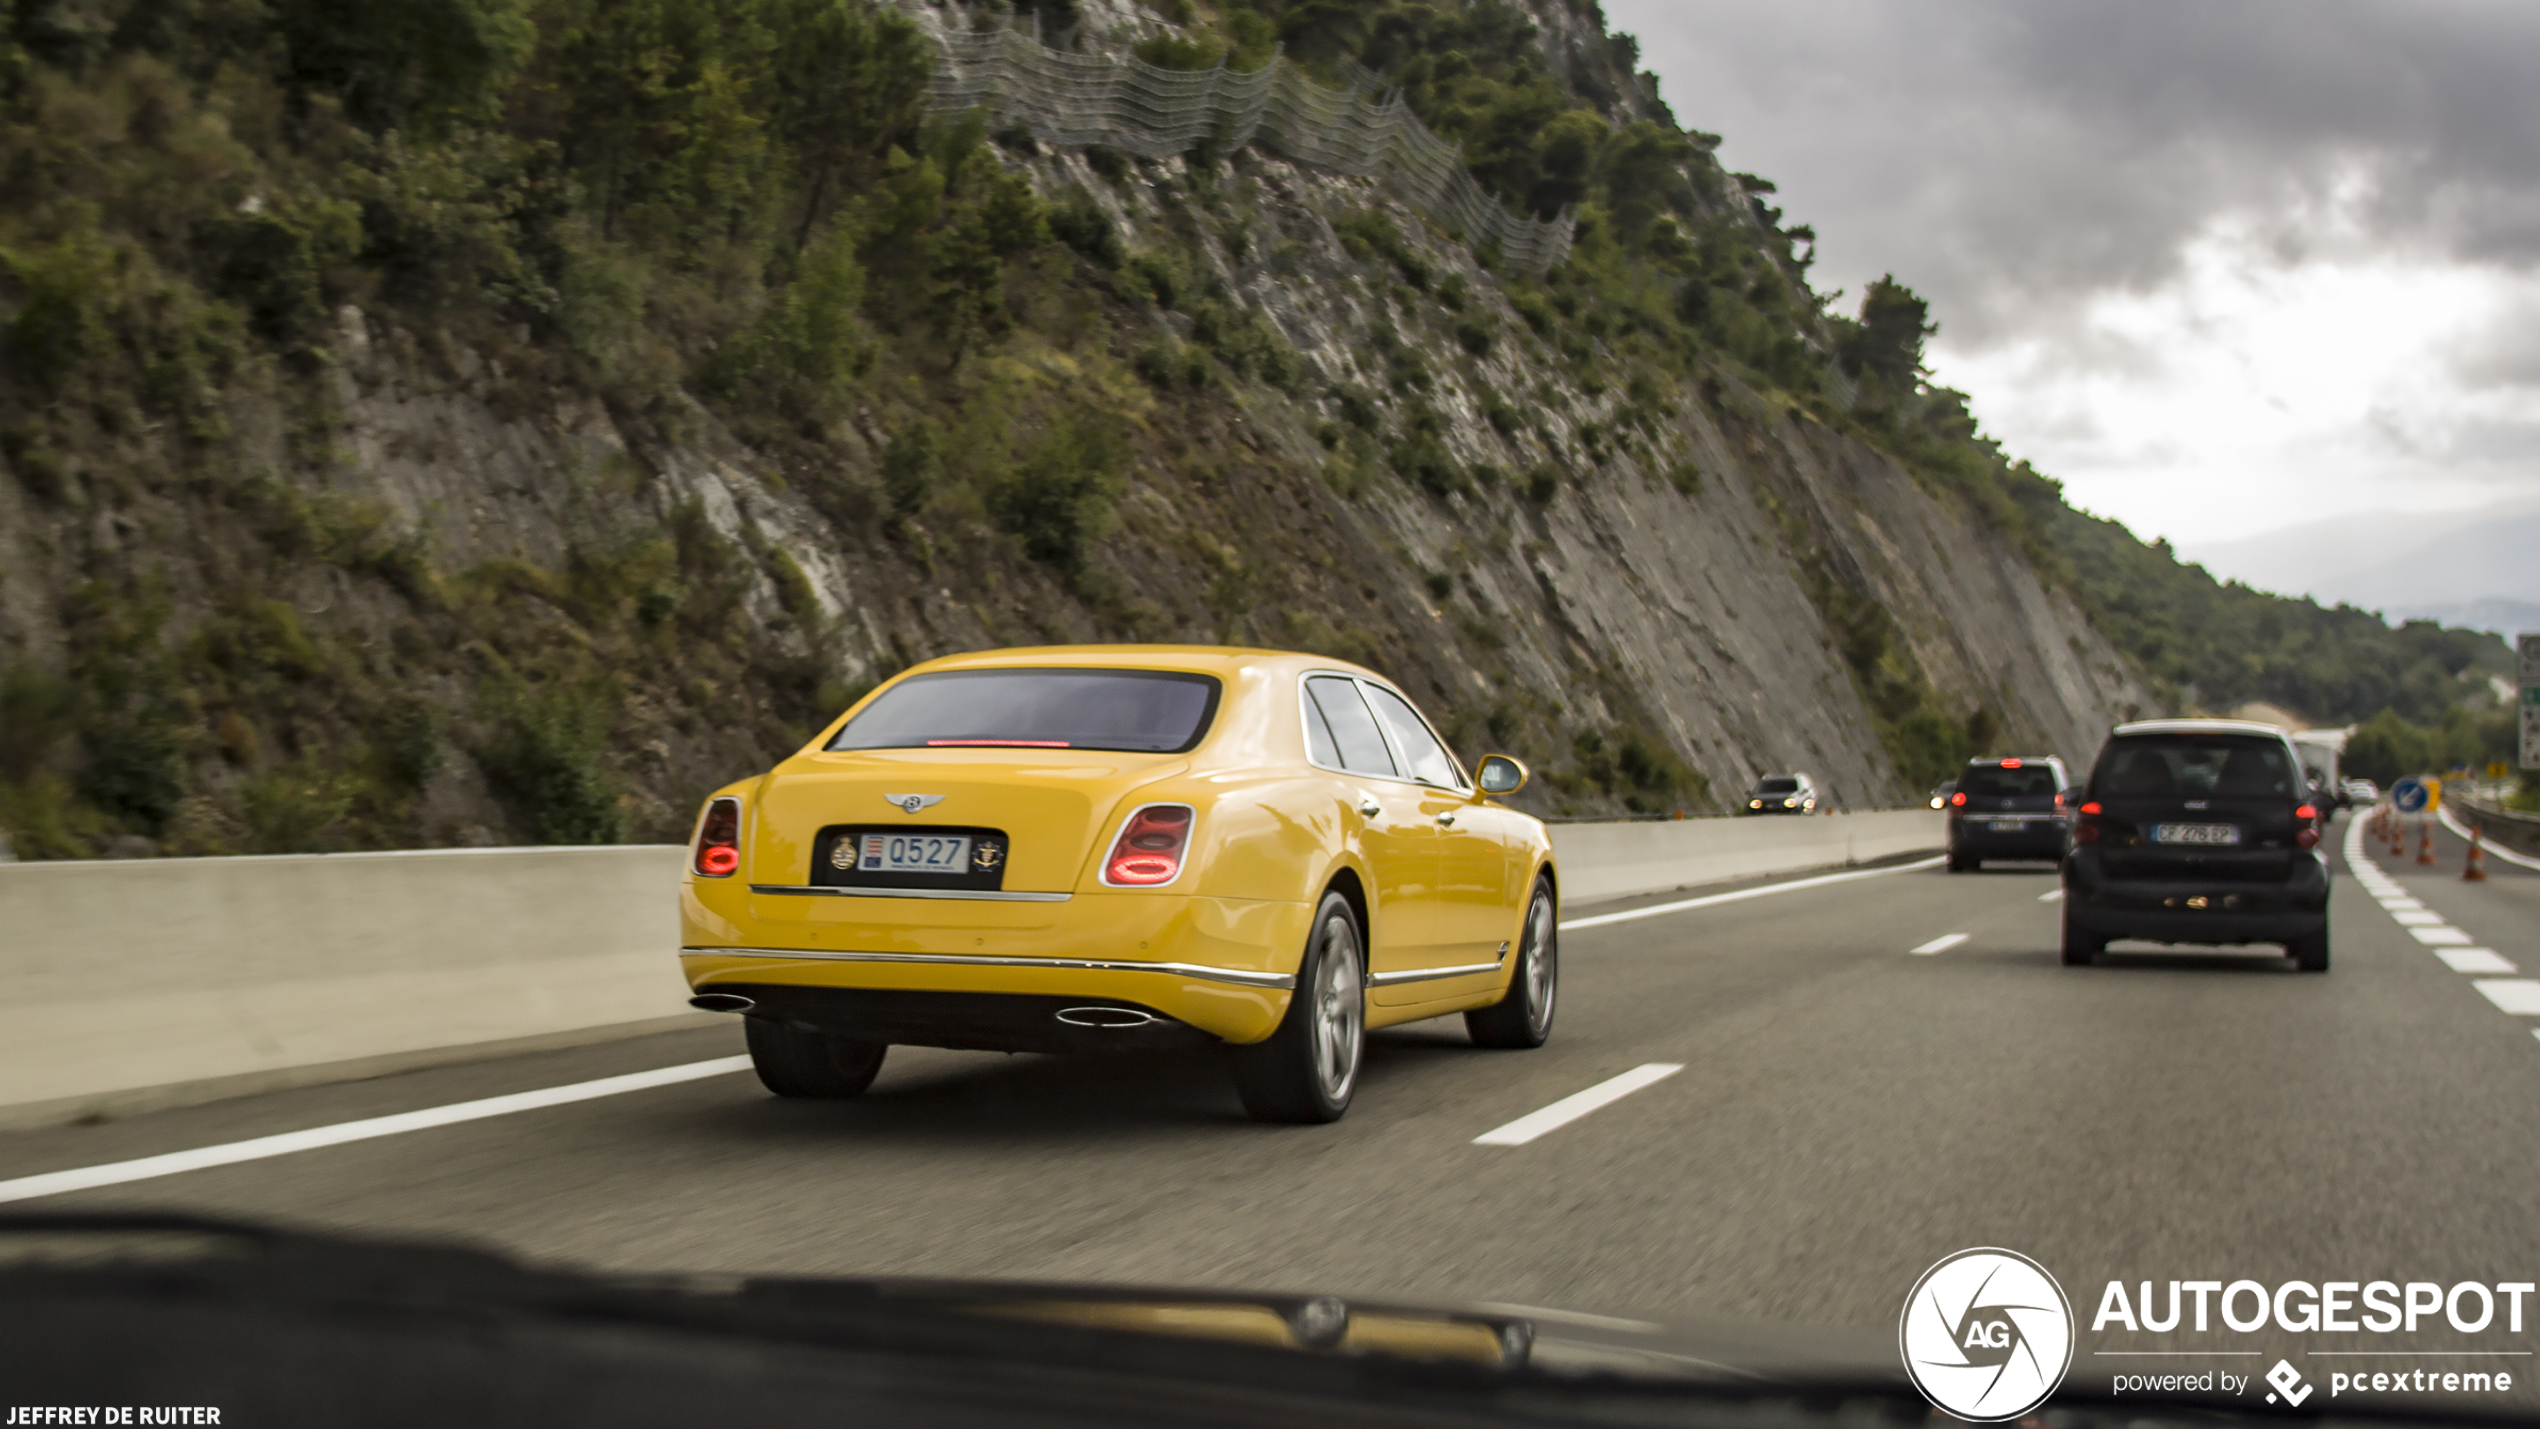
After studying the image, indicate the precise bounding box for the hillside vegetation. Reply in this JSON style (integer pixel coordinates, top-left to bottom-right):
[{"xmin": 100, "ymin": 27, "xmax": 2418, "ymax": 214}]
[{"xmin": 0, "ymin": 0, "xmax": 2510, "ymax": 858}]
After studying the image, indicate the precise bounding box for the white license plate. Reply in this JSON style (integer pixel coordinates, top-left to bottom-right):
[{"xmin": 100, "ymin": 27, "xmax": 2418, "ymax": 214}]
[
  {"xmin": 1988, "ymin": 820, "xmax": 2025, "ymax": 832},
  {"xmin": 858, "ymin": 832, "xmax": 973, "ymax": 873},
  {"xmin": 2154, "ymin": 823, "xmax": 2240, "ymax": 846}
]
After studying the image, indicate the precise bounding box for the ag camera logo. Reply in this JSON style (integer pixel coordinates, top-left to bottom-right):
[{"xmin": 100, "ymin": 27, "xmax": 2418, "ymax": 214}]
[{"xmin": 1901, "ymin": 1248, "xmax": 2075, "ymax": 1421}]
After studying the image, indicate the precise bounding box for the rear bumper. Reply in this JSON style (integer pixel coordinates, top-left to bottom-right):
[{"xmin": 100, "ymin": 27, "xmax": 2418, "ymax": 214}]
[
  {"xmin": 1951, "ymin": 817, "xmax": 2068, "ymax": 858},
  {"xmin": 696, "ymin": 983, "xmax": 1221, "ymax": 1054},
  {"xmin": 679, "ymin": 886, "xmax": 1309, "ymax": 1045},
  {"xmin": 2063, "ymin": 852, "xmax": 2330, "ymax": 945}
]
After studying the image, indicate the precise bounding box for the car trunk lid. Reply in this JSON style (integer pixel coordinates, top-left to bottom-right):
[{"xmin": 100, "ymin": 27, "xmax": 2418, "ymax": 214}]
[{"xmin": 746, "ymin": 750, "xmax": 1188, "ymax": 893}]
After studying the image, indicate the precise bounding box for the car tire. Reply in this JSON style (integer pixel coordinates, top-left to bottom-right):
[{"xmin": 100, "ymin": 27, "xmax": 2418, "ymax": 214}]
[
  {"xmin": 2288, "ymin": 930, "xmax": 2330, "ymax": 973},
  {"xmin": 1467, "ymin": 878, "xmax": 1557, "ymax": 1050},
  {"xmin": 1947, "ymin": 852, "xmax": 1974, "ymax": 873},
  {"xmin": 2060, "ymin": 907, "xmax": 2105, "ymax": 966},
  {"xmin": 744, "ymin": 1017, "xmax": 888, "ymax": 1098},
  {"xmin": 1235, "ymin": 891, "xmax": 1365, "ymax": 1124}
]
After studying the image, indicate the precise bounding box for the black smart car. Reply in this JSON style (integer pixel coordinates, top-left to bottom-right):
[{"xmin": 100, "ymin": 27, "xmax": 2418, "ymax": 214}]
[
  {"xmin": 2061, "ymin": 719, "xmax": 2330, "ymax": 970},
  {"xmin": 1944, "ymin": 756, "xmax": 2070, "ymax": 870}
]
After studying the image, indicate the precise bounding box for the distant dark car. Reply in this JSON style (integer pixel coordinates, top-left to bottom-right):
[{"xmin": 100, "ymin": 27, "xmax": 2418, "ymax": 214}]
[
  {"xmin": 1743, "ymin": 772, "xmax": 1818, "ymax": 814},
  {"xmin": 1945, "ymin": 757, "xmax": 2070, "ymax": 870},
  {"xmin": 2061, "ymin": 719, "xmax": 2329, "ymax": 971},
  {"xmin": 1926, "ymin": 780, "xmax": 1956, "ymax": 810}
]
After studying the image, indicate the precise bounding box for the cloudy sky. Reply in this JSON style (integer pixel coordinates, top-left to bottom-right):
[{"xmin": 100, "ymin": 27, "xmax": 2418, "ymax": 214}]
[{"xmin": 1606, "ymin": 0, "xmax": 2540, "ymax": 557}]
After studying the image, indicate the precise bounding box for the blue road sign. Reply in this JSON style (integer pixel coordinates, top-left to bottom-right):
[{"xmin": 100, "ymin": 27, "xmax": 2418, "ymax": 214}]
[{"xmin": 2391, "ymin": 776, "xmax": 2431, "ymax": 814}]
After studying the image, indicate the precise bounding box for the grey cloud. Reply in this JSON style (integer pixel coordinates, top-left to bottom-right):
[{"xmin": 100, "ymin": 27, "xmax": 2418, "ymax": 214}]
[{"xmin": 1607, "ymin": 0, "xmax": 2540, "ymax": 349}]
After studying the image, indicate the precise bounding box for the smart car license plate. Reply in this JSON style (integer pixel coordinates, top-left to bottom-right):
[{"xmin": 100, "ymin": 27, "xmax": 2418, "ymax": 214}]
[
  {"xmin": 2153, "ymin": 823, "xmax": 2240, "ymax": 846},
  {"xmin": 855, "ymin": 832, "xmax": 973, "ymax": 873},
  {"xmin": 1988, "ymin": 820, "xmax": 2023, "ymax": 832}
]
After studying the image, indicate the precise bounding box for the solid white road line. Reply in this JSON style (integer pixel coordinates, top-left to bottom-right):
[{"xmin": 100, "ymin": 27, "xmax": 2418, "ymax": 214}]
[
  {"xmin": 1910, "ymin": 933, "xmax": 1969, "ymax": 955},
  {"xmin": 1557, "ymin": 856, "xmax": 1945, "ymax": 932},
  {"xmin": 2038, "ymin": 889, "xmax": 2065, "ymax": 902},
  {"xmin": 2473, "ymin": 981, "xmax": 2540, "ymax": 1015},
  {"xmin": 1472, "ymin": 1063, "xmax": 1683, "ymax": 1146},
  {"xmin": 2440, "ymin": 805, "xmax": 2540, "ymax": 872},
  {"xmin": 2438, "ymin": 948, "xmax": 2519, "ymax": 974},
  {"xmin": 0, "ymin": 1056, "xmax": 756, "ymax": 1207},
  {"xmin": 2412, "ymin": 927, "xmax": 2474, "ymax": 946}
]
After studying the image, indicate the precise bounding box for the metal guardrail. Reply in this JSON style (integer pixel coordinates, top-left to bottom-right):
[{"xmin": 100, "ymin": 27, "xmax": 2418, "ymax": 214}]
[{"xmin": 929, "ymin": 27, "xmax": 1576, "ymax": 277}]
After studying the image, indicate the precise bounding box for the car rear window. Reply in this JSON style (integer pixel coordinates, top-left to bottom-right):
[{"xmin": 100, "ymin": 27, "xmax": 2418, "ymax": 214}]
[
  {"xmin": 1962, "ymin": 765, "xmax": 2058, "ymax": 798},
  {"xmin": 828, "ymin": 670, "xmax": 1221, "ymax": 753},
  {"xmin": 1756, "ymin": 776, "xmax": 1799, "ymax": 794},
  {"xmin": 2093, "ymin": 735, "xmax": 2298, "ymax": 799}
]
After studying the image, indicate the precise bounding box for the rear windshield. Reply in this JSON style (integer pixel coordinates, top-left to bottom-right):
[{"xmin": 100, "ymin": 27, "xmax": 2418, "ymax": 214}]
[
  {"xmin": 1962, "ymin": 765, "xmax": 2058, "ymax": 798},
  {"xmin": 1756, "ymin": 776, "xmax": 1799, "ymax": 794},
  {"xmin": 827, "ymin": 670, "xmax": 1221, "ymax": 754},
  {"xmin": 2093, "ymin": 735, "xmax": 2299, "ymax": 799}
]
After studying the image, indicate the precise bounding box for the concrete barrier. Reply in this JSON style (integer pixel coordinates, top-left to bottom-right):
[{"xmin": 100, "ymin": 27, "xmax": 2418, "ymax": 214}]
[
  {"xmin": 0, "ymin": 845, "xmax": 706, "ymax": 1129},
  {"xmin": 1547, "ymin": 809, "xmax": 1943, "ymax": 906},
  {"xmin": 0, "ymin": 810, "xmax": 1945, "ymax": 1125}
]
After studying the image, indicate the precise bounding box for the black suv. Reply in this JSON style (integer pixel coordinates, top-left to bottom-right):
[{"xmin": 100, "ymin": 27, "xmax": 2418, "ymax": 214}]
[
  {"xmin": 1945, "ymin": 757, "xmax": 2070, "ymax": 870},
  {"xmin": 2062, "ymin": 719, "xmax": 2329, "ymax": 970}
]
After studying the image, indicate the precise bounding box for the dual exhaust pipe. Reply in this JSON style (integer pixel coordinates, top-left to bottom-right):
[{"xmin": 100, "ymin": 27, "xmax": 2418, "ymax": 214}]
[{"xmin": 689, "ymin": 993, "xmax": 1160, "ymax": 1030}]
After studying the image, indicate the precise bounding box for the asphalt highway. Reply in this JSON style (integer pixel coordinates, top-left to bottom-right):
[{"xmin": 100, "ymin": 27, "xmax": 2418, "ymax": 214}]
[{"xmin": 6, "ymin": 811, "xmax": 2537, "ymax": 1401}]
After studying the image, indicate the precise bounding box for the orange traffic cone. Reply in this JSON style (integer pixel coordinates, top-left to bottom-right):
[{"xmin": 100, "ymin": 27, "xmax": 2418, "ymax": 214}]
[
  {"xmin": 2465, "ymin": 826, "xmax": 2489, "ymax": 883},
  {"xmin": 2417, "ymin": 823, "xmax": 2438, "ymax": 865}
]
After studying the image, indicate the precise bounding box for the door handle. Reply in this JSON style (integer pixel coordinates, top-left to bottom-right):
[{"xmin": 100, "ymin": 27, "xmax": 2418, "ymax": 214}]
[
  {"xmin": 1358, "ymin": 799, "xmax": 1382, "ymax": 817},
  {"xmin": 1436, "ymin": 812, "xmax": 1457, "ymax": 826}
]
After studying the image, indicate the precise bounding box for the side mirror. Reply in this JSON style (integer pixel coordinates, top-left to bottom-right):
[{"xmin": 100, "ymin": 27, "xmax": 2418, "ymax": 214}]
[{"xmin": 1476, "ymin": 754, "xmax": 1528, "ymax": 796}]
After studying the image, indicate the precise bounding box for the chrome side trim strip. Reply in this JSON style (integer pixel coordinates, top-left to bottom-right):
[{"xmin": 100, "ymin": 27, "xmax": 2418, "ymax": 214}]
[
  {"xmin": 1367, "ymin": 959, "xmax": 1505, "ymax": 987},
  {"xmin": 748, "ymin": 883, "xmax": 1073, "ymax": 903},
  {"xmin": 679, "ymin": 945, "xmax": 1295, "ymax": 990}
]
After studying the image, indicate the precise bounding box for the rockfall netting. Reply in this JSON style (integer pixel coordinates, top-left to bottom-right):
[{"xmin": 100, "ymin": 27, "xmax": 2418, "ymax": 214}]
[{"xmin": 930, "ymin": 27, "xmax": 1576, "ymax": 278}]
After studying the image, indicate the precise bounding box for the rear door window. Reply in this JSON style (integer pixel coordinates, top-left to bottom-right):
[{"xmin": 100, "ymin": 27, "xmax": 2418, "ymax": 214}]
[
  {"xmin": 1304, "ymin": 677, "xmax": 1396, "ymax": 778},
  {"xmin": 2095, "ymin": 736, "xmax": 2297, "ymax": 799},
  {"xmin": 829, "ymin": 670, "xmax": 1221, "ymax": 753},
  {"xmin": 1362, "ymin": 685, "xmax": 1467, "ymax": 790}
]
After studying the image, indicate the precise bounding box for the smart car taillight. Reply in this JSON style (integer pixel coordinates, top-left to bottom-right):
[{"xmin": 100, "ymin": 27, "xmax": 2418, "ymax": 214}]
[
  {"xmin": 1950, "ymin": 791, "xmax": 1967, "ymax": 807},
  {"xmin": 2294, "ymin": 804, "xmax": 2320, "ymax": 850},
  {"xmin": 2073, "ymin": 801, "xmax": 2103, "ymax": 846},
  {"xmin": 1103, "ymin": 804, "xmax": 1193, "ymax": 886},
  {"xmin": 695, "ymin": 797, "xmax": 741, "ymax": 877}
]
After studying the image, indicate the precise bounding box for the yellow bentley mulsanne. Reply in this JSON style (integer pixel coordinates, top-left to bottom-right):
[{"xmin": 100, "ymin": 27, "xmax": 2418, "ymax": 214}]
[{"xmin": 680, "ymin": 646, "xmax": 1557, "ymax": 1122}]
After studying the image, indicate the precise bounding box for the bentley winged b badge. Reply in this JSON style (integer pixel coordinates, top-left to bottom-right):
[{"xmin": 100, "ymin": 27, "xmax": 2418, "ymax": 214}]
[{"xmin": 884, "ymin": 793, "xmax": 945, "ymax": 815}]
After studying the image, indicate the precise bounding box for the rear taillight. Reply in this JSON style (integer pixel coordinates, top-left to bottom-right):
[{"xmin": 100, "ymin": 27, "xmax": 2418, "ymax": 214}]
[
  {"xmin": 2080, "ymin": 802, "xmax": 2101, "ymax": 815},
  {"xmin": 2001, "ymin": 758, "xmax": 2022, "ymax": 769},
  {"xmin": 2296, "ymin": 804, "xmax": 2316, "ymax": 821},
  {"xmin": 2073, "ymin": 800, "xmax": 2102, "ymax": 846},
  {"xmin": 694, "ymin": 797, "xmax": 741, "ymax": 877},
  {"xmin": 2294, "ymin": 803, "xmax": 2320, "ymax": 849},
  {"xmin": 1950, "ymin": 791, "xmax": 1967, "ymax": 807},
  {"xmin": 1103, "ymin": 804, "xmax": 1194, "ymax": 887}
]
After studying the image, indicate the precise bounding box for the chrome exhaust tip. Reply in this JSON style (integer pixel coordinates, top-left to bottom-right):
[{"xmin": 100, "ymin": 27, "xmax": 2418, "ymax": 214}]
[
  {"xmin": 1054, "ymin": 1006, "xmax": 1159, "ymax": 1029},
  {"xmin": 689, "ymin": 993, "xmax": 756, "ymax": 1014}
]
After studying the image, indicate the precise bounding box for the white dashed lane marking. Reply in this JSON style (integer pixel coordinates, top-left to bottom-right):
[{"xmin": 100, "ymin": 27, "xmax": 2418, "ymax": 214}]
[
  {"xmin": 2038, "ymin": 889, "xmax": 2065, "ymax": 902},
  {"xmin": 2391, "ymin": 910, "xmax": 2447, "ymax": 926},
  {"xmin": 2474, "ymin": 982, "xmax": 2540, "ymax": 1015},
  {"xmin": 2413, "ymin": 927, "xmax": 2474, "ymax": 946},
  {"xmin": 1472, "ymin": 1064, "xmax": 1684, "ymax": 1147},
  {"xmin": 1910, "ymin": 933, "xmax": 1969, "ymax": 955},
  {"xmin": 2439, "ymin": 949, "xmax": 2519, "ymax": 974}
]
